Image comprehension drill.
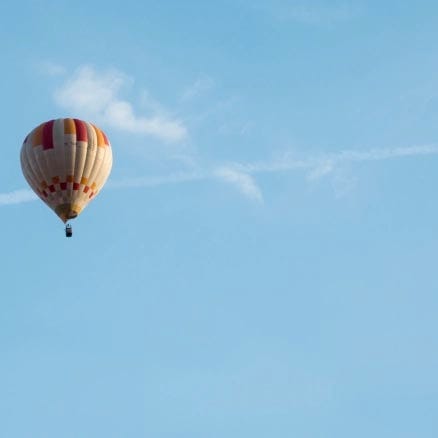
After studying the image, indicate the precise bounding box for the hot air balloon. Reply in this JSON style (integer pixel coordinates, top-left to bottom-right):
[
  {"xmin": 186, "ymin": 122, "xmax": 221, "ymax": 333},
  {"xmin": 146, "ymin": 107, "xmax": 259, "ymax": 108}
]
[{"xmin": 20, "ymin": 118, "xmax": 113, "ymax": 237}]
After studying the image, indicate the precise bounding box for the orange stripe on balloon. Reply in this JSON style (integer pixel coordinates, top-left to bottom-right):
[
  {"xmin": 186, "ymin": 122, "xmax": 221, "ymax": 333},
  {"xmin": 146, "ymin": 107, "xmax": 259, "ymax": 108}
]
[
  {"xmin": 32, "ymin": 124, "xmax": 44, "ymax": 147},
  {"xmin": 93, "ymin": 125, "xmax": 106, "ymax": 147},
  {"xmin": 64, "ymin": 118, "xmax": 76, "ymax": 135},
  {"xmin": 101, "ymin": 130, "xmax": 109, "ymax": 146}
]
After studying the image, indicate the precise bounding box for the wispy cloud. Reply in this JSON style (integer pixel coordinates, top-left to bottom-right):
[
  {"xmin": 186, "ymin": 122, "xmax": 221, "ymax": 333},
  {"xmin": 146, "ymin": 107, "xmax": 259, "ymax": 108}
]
[
  {"xmin": 54, "ymin": 66, "xmax": 187, "ymax": 143},
  {"xmin": 234, "ymin": 144, "xmax": 438, "ymax": 178},
  {"xmin": 214, "ymin": 166, "xmax": 264, "ymax": 203},
  {"xmin": 5, "ymin": 144, "xmax": 438, "ymax": 207},
  {"xmin": 0, "ymin": 189, "xmax": 37, "ymax": 205},
  {"xmin": 112, "ymin": 144, "xmax": 438, "ymax": 200},
  {"xmin": 327, "ymin": 144, "xmax": 438, "ymax": 163}
]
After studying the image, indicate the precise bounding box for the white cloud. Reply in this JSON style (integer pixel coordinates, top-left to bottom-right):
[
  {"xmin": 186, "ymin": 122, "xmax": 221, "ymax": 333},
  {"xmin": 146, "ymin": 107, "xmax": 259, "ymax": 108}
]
[
  {"xmin": 0, "ymin": 189, "xmax": 37, "ymax": 205},
  {"xmin": 214, "ymin": 166, "xmax": 264, "ymax": 203},
  {"xmin": 54, "ymin": 66, "xmax": 187, "ymax": 143}
]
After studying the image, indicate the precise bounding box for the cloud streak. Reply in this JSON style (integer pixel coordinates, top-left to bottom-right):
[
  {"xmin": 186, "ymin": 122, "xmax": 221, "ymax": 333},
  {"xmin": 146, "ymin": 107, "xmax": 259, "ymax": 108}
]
[
  {"xmin": 214, "ymin": 166, "xmax": 264, "ymax": 203},
  {"xmin": 110, "ymin": 144, "xmax": 438, "ymax": 201},
  {"xmin": 0, "ymin": 189, "xmax": 37, "ymax": 206},
  {"xmin": 234, "ymin": 144, "xmax": 438, "ymax": 176},
  {"xmin": 4, "ymin": 144, "xmax": 438, "ymax": 205},
  {"xmin": 54, "ymin": 66, "xmax": 187, "ymax": 143}
]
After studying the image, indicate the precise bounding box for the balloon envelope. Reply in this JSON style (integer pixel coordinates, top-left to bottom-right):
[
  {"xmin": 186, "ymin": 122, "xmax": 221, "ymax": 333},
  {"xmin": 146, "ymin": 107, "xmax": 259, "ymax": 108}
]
[{"xmin": 20, "ymin": 118, "xmax": 113, "ymax": 222}]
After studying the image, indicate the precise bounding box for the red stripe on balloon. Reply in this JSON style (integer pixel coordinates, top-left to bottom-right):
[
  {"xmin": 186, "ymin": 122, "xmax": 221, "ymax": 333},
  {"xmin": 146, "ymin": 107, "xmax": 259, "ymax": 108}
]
[
  {"xmin": 42, "ymin": 120, "xmax": 55, "ymax": 150},
  {"xmin": 74, "ymin": 119, "xmax": 88, "ymax": 142}
]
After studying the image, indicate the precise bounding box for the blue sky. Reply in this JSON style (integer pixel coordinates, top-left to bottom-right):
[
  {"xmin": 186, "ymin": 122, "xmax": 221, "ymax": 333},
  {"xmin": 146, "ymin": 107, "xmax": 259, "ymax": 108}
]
[{"xmin": 1, "ymin": 1, "xmax": 438, "ymax": 437}]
